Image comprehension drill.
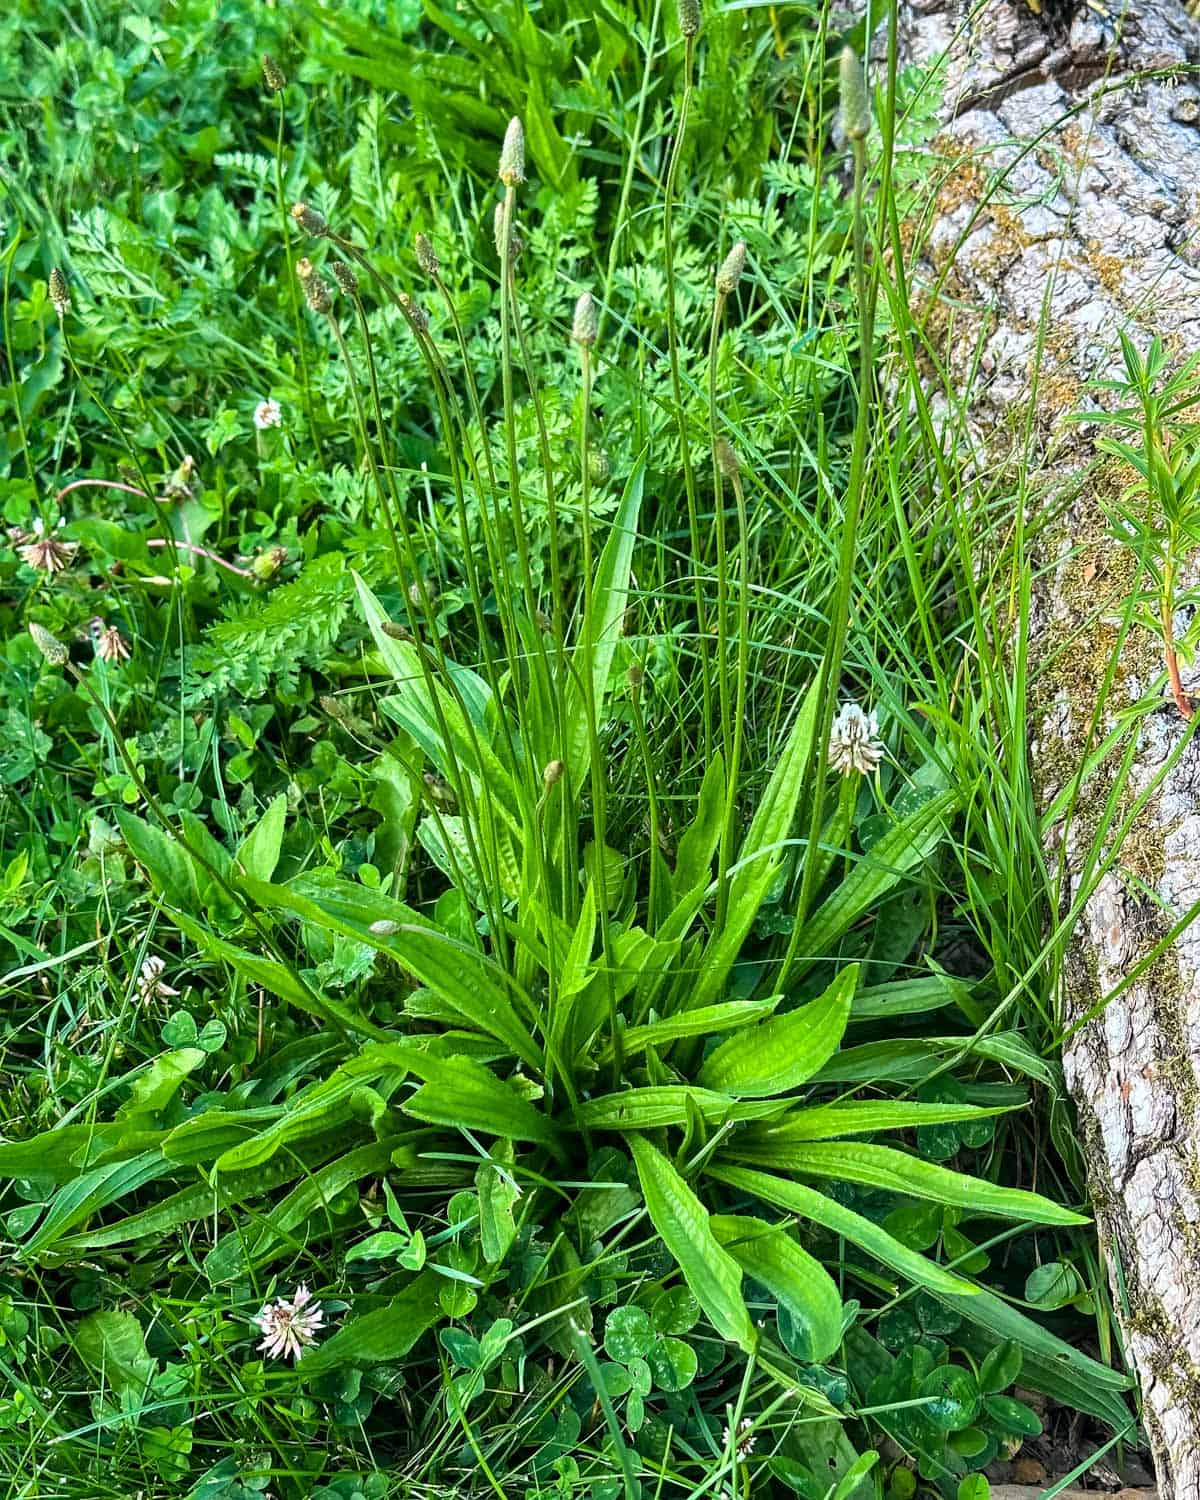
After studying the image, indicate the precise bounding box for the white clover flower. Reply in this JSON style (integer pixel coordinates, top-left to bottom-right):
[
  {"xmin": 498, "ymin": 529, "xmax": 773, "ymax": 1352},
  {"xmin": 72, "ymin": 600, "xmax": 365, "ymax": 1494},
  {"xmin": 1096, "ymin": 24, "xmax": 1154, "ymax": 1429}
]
[
  {"xmin": 723, "ymin": 1416, "xmax": 756, "ymax": 1460},
  {"xmin": 253, "ymin": 398, "xmax": 283, "ymax": 430},
  {"xmin": 136, "ymin": 953, "xmax": 180, "ymax": 1003},
  {"xmin": 254, "ymin": 1284, "xmax": 325, "ymax": 1362},
  {"xmin": 827, "ymin": 701, "xmax": 884, "ymax": 777}
]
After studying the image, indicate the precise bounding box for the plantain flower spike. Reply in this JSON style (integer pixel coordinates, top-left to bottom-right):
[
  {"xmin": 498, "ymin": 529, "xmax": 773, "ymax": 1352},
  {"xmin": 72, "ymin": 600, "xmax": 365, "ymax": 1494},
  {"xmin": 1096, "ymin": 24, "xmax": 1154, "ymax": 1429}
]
[
  {"xmin": 331, "ymin": 261, "xmax": 358, "ymax": 296},
  {"xmin": 839, "ymin": 46, "xmax": 871, "ymax": 141},
  {"xmin": 290, "ymin": 201, "xmax": 329, "ymax": 237},
  {"xmin": 716, "ymin": 240, "xmax": 747, "ymax": 295},
  {"xmin": 498, "ymin": 116, "xmax": 525, "ymax": 186},
  {"xmin": 715, "ymin": 437, "xmax": 740, "ymax": 480},
  {"xmin": 414, "ymin": 233, "xmax": 439, "ymax": 276},
  {"xmin": 399, "ymin": 293, "xmax": 429, "ymax": 334},
  {"xmin": 29, "ymin": 622, "xmax": 68, "ymax": 666},
  {"xmin": 572, "ymin": 291, "xmax": 598, "ymax": 349},
  {"xmin": 678, "ymin": 0, "xmax": 701, "ymax": 38},
  {"xmin": 49, "ymin": 267, "xmax": 70, "ymax": 319},
  {"xmin": 296, "ymin": 259, "xmax": 332, "ymax": 315},
  {"xmin": 261, "ymin": 54, "xmax": 286, "ymax": 93}
]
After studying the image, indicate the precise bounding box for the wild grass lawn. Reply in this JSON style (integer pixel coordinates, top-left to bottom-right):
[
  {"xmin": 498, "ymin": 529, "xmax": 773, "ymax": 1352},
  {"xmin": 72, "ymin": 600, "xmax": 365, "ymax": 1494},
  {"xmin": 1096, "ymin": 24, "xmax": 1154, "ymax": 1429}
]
[{"xmin": 0, "ymin": 1, "xmax": 1142, "ymax": 1497}]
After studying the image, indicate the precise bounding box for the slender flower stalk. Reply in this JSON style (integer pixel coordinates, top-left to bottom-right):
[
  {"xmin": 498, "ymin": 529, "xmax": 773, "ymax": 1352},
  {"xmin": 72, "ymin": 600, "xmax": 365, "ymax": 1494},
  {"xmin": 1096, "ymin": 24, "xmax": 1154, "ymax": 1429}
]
[
  {"xmin": 707, "ymin": 245, "xmax": 747, "ymax": 924},
  {"xmin": 327, "ymin": 284, "xmax": 510, "ymax": 956},
  {"xmin": 662, "ymin": 11, "xmax": 713, "ymax": 758},
  {"xmin": 267, "ymin": 72, "xmax": 320, "ymax": 455},
  {"xmin": 784, "ymin": 44, "xmax": 877, "ymax": 985},
  {"xmin": 574, "ymin": 291, "xmax": 621, "ymax": 1081}
]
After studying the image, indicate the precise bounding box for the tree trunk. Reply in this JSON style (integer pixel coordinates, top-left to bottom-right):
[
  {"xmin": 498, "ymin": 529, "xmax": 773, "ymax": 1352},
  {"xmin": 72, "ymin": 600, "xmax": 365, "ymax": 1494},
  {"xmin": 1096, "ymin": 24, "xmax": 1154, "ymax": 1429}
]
[{"xmin": 894, "ymin": 2, "xmax": 1200, "ymax": 1495}]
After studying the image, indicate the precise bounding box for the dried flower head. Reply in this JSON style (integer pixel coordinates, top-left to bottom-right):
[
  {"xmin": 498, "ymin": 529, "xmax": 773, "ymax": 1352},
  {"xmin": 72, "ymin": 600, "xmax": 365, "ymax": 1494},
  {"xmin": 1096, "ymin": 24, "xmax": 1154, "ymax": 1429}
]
[
  {"xmin": 723, "ymin": 1417, "xmax": 756, "ymax": 1460},
  {"xmin": 839, "ymin": 46, "xmax": 871, "ymax": 141},
  {"xmin": 380, "ymin": 620, "xmax": 412, "ymax": 641},
  {"xmin": 716, "ymin": 240, "xmax": 747, "ymax": 295},
  {"xmin": 331, "ymin": 260, "xmax": 358, "ymax": 296},
  {"xmin": 90, "ymin": 618, "xmax": 131, "ymax": 664},
  {"xmin": 254, "ymin": 1284, "xmax": 325, "ymax": 1363},
  {"xmin": 28, "ymin": 622, "xmax": 68, "ymax": 666},
  {"xmin": 398, "ymin": 293, "xmax": 428, "ymax": 335},
  {"xmin": 498, "ymin": 116, "xmax": 525, "ymax": 186},
  {"xmin": 677, "ymin": 0, "xmax": 702, "ymax": 37},
  {"xmin": 136, "ymin": 954, "xmax": 180, "ymax": 1003},
  {"xmin": 571, "ymin": 291, "xmax": 598, "ymax": 349},
  {"xmin": 261, "ymin": 53, "xmax": 286, "ymax": 93},
  {"xmin": 827, "ymin": 702, "xmax": 884, "ymax": 777},
  {"xmin": 290, "ymin": 202, "xmax": 329, "ymax": 237},
  {"xmin": 49, "ymin": 267, "xmax": 70, "ymax": 318},
  {"xmin": 254, "ymin": 398, "xmax": 283, "ymax": 430},
  {"xmin": 543, "ymin": 760, "xmax": 564, "ymax": 788},
  {"xmin": 20, "ymin": 519, "xmax": 77, "ymax": 575},
  {"xmin": 714, "ymin": 437, "xmax": 740, "ymax": 480},
  {"xmin": 414, "ymin": 233, "xmax": 439, "ymax": 276}
]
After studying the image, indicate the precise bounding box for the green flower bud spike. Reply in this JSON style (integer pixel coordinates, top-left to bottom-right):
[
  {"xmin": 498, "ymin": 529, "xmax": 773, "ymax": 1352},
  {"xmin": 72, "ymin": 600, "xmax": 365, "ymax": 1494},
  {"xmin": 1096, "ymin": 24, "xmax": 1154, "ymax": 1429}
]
[{"xmin": 839, "ymin": 46, "xmax": 871, "ymax": 141}]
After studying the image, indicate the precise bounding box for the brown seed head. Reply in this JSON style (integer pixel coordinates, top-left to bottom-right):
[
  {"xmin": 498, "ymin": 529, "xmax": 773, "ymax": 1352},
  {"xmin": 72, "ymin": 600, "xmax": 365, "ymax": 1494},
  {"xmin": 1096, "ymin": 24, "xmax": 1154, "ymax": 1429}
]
[
  {"xmin": 331, "ymin": 261, "xmax": 358, "ymax": 296},
  {"xmin": 49, "ymin": 267, "xmax": 70, "ymax": 318},
  {"xmin": 414, "ymin": 233, "xmax": 439, "ymax": 276},
  {"xmin": 399, "ymin": 293, "xmax": 429, "ymax": 335},
  {"xmin": 290, "ymin": 202, "xmax": 329, "ymax": 237},
  {"xmin": 299, "ymin": 264, "xmax": 332, "ymax": 315},
  {"xmin": 261, "ymin": 53, "xmax": 286, "ymax": 93},
  {"xmin": 677, "ymin": 0, "xmax": 702, "ymax": 37}
]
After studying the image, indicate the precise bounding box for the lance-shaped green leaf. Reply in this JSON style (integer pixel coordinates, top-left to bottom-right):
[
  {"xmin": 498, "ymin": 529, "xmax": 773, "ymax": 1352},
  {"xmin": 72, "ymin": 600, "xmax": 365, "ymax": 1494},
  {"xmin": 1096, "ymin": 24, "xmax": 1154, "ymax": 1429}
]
[
  {"xmin": 22, "ymin": 1152, "xmax": 173, "ymax": 1256},
  {"xmin": 711, "ymin": 1213, "xmax": 843, "ymax": 1363},
  {"xmin": 605, "ymin": 997, "xmax": 782, "ymax": 1065},
  {"xmin": 629, "ymin": 1136, "xmax": 755, "ymax": 1350},
  {"xmin": 576, "ymin": 1087, "xmax": 786, "ymax": 1131},
  {"xmin": 737, "ymin": 1098, "xmax": 1014, "ymax": 1146},
  {"xmin": 689, "ymin": 680, "xmax": 820, "ymax": 1010},
  {"xmin": 355, "ymin": 574, "xmax": 521, "ymax": 835},
  {"xmin": 707, "ymin": 1164, "xmax": 976, "ymax": 1297},
  {"xmin": 789, "ymin": 792, "xmax": 955, "ymax": 976},
  {"xmin": 239, "ymin": 875, "xmax": 541, "ymax": 1069},
  {"xmin": 298, "ymin": 1275, "xmax": 441, "ymax": 1374},
  {"xmin": 698, "ymin": 966, "xmax": 856, "ymax": 1098},
  {"xmin": 168, "ymin": 908, "xmax": 385, "ymax": 1041},
  {"xmin": 762, "ymin": 1142, "xmax": 1088, "ymax": 1226},
  {"xmin": 370, "ymin": 1044, "xmax": 560, "ymax": 1152},
  {"xmin": 565, "ymin": 456, "xmax": 646, "ymax": 782}
]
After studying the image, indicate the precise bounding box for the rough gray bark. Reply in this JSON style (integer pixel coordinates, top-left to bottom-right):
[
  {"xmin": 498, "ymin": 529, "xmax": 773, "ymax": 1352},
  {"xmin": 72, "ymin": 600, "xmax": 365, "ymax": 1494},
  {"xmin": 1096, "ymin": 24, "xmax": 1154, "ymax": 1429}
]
[{"xmin": 893, "ymin": 2, "xmax": 1200, "ymax": 1496}]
